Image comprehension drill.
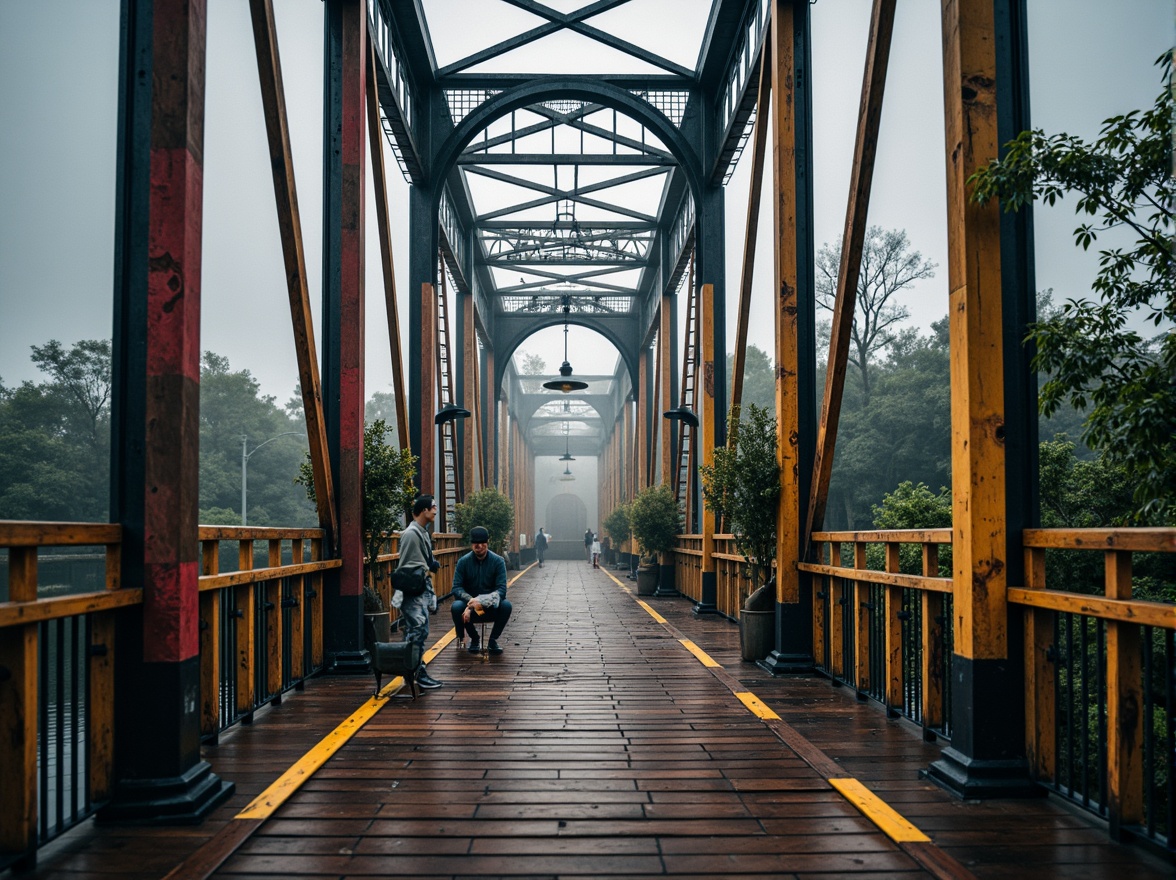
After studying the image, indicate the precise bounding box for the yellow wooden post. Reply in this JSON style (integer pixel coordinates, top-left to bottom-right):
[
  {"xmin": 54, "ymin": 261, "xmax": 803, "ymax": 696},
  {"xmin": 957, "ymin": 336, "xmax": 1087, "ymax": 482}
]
[
  {"xmin": 696, "ymin": 283, "xmax": 717, "ymax": 608},
  {"xmin": 927, "ymin": 0, "xmax": 1034, "ymax": 797},
  {"xmin": 0, "ymin": 548, "xmax": 38, "ymax": 863},
  {"xmin": 1105, "ymin": 550, "xmax": 1143, "ymax": 836}
]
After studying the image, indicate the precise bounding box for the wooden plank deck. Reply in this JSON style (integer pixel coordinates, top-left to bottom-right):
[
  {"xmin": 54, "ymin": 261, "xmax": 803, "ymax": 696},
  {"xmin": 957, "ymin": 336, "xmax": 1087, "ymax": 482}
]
[{"xmin": 23, "ymin": 561, "xmax": 1173, "ymax": 879}]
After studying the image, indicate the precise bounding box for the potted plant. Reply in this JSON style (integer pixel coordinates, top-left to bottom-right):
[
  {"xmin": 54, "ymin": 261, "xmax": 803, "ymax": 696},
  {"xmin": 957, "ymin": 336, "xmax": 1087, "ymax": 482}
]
[
  {"xmin": 700, "ymin": 403, "xmax": 779, "ymax": 661},
  {"xmin": 602, "ymin": 502, "xmax": 630, "ymax": 569},
  {"xmin": 362, "ymin": 584, "xmax": 391, "ymax": 649},
  {"xmin": 628, "ymin": 483, "xmax": 682, "ymax": 596}
]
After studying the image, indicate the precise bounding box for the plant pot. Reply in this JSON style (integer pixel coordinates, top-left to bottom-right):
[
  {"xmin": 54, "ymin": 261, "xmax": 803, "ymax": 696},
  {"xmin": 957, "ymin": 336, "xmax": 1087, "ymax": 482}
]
[
  {"xmin": 363, "ymin": 612, "xmax": 391, "ymax": 652},
  {"xmin": 739, "ymin": 609, "xmax": 775, "ymax": 663},
  {"xmin": 636, "ymin": 564, "xmax": 659, "ymax": 596}
]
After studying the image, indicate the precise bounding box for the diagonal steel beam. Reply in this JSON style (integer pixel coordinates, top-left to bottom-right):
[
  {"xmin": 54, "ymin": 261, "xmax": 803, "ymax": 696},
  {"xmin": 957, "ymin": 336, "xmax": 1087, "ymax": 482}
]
[
  {"xmin": 438, "ymin": 0, "xmax": 634, "ymax": 77},
  {"xmin": 366, "ymin": 39, "xmax": 410, "ymax": 453},
  {"xmin": 249, "ymin": 0, "xmax": 338, "ymax": 546},
  {"xmin": 803, "ymin": 0, "xmax": 896, "ymax": 546},
  {"xmin": 729, "ymin": 28, "xmax": 771, "ymax": 425},
  {"xmin": 496, "ymin": 0, "xmax": 694, "ymax": 77}
]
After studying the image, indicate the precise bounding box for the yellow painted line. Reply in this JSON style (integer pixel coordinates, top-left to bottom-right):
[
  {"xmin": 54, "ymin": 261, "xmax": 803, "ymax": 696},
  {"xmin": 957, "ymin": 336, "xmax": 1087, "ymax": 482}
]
[
  {"xmin": 636, "ymin": 599, "xmax": 666, "ymax": 622},
  {"xmin": 602, "ymin": 567, "xmax": 632, "ymax": 593},
  {"xmin": 735, "ymin": 691, "xmax": 780, "ymax": 720},
  {"xmin": 236, "ymin": 570, "xmax": 532, "ymax": 821},
  {"xmin": 235, "ymin": 693, "xmax": 386, "ymax": 819},
  {"xmin": 830, "ymin": 777, "xmax": 931, "ymax": 843},
  {"xmin": 679, "ymin": 639, "xmax": 720, "ymax": 667}
]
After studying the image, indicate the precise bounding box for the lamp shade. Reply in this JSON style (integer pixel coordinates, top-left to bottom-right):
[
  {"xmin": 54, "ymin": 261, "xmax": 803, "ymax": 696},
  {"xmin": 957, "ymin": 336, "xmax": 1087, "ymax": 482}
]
[
  {"xmin": 542, "ymin": 361, "xmax": 588, "ymax": 393},
  {"xmin": 435, "ymin": 402, "xmax": 471, "ymax": 424},
  {"xmin": 663, "ymin": 405, "xmax": 699, "ymax": 428}
]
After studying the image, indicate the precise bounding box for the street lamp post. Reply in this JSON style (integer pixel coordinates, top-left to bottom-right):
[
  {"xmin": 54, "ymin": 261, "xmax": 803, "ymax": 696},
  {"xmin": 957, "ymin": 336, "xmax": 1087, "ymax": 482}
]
[{"xmin": 241, "ymin": 432, "xmax": 302, "ymax": 525}]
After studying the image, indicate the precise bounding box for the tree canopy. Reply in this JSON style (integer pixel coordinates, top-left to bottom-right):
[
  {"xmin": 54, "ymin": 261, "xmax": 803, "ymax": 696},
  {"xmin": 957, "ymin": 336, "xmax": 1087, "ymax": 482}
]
[{"xmin": 969, "ymin": 53, "xmax": 1173, "ymax": 523}]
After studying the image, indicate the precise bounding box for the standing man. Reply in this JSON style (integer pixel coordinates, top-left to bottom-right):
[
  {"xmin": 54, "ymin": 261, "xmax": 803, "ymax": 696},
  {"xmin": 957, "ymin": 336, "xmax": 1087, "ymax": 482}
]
[
  {"xmin": 394, "ymin": 494, "xmax": 444, "ymax": 689},
  {"xmin": 584, "ymin": 528, "xmax": 593, "ymax": 563},
  {"xmin": 534, "ymin": 527, "xmax": 548, "ymax": 568},
  {"xmin": 451, "ymin": 526, "xmax": 513, "ymax": 655}
]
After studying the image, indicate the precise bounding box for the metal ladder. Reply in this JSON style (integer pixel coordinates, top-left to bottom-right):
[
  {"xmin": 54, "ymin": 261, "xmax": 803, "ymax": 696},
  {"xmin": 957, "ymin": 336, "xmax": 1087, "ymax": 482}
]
[
  {"xmin": 674, "ymin": 255, "xmax": 698, "ymax": 512},
  {"xmin": 436, "ymin": 260, "xmax": 460, "ymax": 531}
]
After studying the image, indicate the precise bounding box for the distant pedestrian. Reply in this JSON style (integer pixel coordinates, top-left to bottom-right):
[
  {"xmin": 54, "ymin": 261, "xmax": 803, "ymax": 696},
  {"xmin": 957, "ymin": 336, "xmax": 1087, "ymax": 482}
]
[
  {"xmin": 590, "ymin": 536, "xmax": 601, "ymax": 569},
  {"xmin": 535, "ymin": 527, "xmax": 548, "ymax": 568},
  {"xmin": 584, "ymin": 528, "xmax": 594, "ymax": 563}
]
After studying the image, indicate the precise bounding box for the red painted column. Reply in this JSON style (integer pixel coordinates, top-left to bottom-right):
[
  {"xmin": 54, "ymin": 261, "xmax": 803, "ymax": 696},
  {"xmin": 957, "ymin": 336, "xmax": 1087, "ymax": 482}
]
[
  {"xmin": 320, "ymin": 0, "xmax": 368, "ymax": 669},
  {"xmin": 337, "ymin": 0, "xmax": 366, "ymax": 605},
  {"xmin": 101, "ymin": 0, "xmax": 231, "ymax": 821}
]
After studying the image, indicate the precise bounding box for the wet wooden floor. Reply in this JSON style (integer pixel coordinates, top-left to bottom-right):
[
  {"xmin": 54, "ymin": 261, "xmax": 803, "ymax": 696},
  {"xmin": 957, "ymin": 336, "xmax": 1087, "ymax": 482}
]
[{"xmin": 25, "ymin": 561, "xmax": 1173, "ymax": 879}]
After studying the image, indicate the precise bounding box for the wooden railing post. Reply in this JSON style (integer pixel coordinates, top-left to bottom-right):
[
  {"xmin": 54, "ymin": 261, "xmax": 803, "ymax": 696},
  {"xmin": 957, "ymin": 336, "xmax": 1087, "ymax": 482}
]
[
  {"xmin": 1021, "ymin": 546, "xmax": 1053, "ymax": 780},
  {"xmin": 921, "ymin": 543, "xmax": 945, "ymax": 737},
  {"xmin": 265, "ymin": 539, "xmax": 283, "ymax": 701},
  {"xmin": 0, "ymin": 547, "xmax": 38, "ymax": 867},
  {"xmin": 199, "ymin": 540, "xmax": 221, "ymax": 738},
  {"xmin": 884, "ymin": 542, "xmax": 903, "ymax": 714},
  {"xmin": 853, "ymin": 542, "xmax": 870, "ymax": 694},
  {"xmin": 1105, "ymin": 550, "xmax": 1143, "ymax": 838},
  {"xmin": 236, "ymin": 540, "xmax": 256, "ymax": 720}
]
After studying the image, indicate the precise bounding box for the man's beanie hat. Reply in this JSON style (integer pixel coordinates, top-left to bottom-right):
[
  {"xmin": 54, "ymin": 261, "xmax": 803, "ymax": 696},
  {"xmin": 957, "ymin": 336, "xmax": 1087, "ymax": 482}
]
[{"xmin": 470, "ymin": 526, "xmax": 490, "ymax": 543}]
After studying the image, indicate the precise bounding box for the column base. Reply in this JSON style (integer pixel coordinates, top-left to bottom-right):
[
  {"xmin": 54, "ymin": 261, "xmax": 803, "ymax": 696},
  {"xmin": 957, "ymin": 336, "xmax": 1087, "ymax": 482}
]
[
  {"xmin": 758, "ymin": 650, "xmax": 815, "ymax": 674},
  {"xmin": 327, "ymin": 649, "xmax": 371, "ymax": 673},
  {"xmin": 97, "ymin": 760, "xmax": 233, "ymax": 824},
  {"xmin": 692, "ymin": 601, "xmax": 719, "ymax": 616},
  {"xmin": 926, "ymin": 746, "xmax": 1042, "ymax": 800}
]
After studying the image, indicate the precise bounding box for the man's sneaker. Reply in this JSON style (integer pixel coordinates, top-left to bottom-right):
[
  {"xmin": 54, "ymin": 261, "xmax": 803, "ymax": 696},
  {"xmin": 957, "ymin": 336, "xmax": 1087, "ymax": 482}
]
[
  {"xmin": 488, "ymin": 639, "xmax": 504, "ymax": 656},
  {"xmin": 416, "ymin": 669, "xmax": 443, "ymax": 689},
  {"xmin": 467, "ymin": 636, "xmax": 481, "ymax": 654}
]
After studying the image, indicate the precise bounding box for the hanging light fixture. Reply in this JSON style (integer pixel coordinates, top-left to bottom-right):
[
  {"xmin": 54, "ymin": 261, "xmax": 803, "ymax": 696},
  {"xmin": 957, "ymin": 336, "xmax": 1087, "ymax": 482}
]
[
  {"xmin": 559, "ymin": 427, "xmax": 575, "ymax": 462},
  {"xmin": 559, "ymin": 463, "xmax": 576, "ymax": 482},
  {"xmin": 542, "ymin": 297, "xmax": 588, "ymax": 393}
]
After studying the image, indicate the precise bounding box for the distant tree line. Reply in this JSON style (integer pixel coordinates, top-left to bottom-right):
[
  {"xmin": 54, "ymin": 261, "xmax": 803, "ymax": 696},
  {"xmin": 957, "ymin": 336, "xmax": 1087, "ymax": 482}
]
[{"xmin": 0, "ymin": 340, "xmax": 404, "ymax": 527}]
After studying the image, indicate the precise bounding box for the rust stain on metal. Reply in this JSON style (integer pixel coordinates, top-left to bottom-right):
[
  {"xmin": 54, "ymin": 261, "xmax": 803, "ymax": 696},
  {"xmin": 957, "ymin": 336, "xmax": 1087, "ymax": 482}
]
[{"xmin": 149, "ymin": 253, "xmax": 185, "ymax": 311}]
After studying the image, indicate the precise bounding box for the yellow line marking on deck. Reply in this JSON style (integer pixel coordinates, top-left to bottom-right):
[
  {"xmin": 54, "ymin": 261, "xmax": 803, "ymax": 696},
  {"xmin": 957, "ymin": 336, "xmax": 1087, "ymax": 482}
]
[
  {"xmin": 636, "ymin": 599, "xmax": 666, "ymax": 622},
  {"xmin": 237, "ymin": 567, "xmax": 531, "ymax": 821},
  {"xmin": 830, "ymin": 777, "xmax": 931, "ymax": 843},
  {"xmin": 679, "ymin": 639, "xmax": 720, "ymax": 666},
  {"xmin": 235, "ymin": 694, "xmax": 384, "ymax": 819},
  {"xmin": 735, "ymin": 691, "xmax": 780, "ymax": 720}
]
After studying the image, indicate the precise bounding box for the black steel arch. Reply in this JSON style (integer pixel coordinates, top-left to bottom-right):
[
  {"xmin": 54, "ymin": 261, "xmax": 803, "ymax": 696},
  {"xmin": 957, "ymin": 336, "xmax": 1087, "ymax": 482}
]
[
  {"xmin": 432, "ymin": 78, "xmax": 703, "ymax": 204},
  {"xmin": 493, "ymin": 314, "xmax": 639, "ymax": 401},
  {"xmin": 429, "ymin": 78, "xmax": 704, "ymax": 401}
]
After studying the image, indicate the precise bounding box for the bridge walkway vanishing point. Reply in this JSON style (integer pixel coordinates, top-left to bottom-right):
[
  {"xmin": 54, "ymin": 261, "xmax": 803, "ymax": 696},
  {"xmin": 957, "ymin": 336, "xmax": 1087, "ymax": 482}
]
[{"xmin": 22, "ymin": 561, "xmax": 1172, "ymax": 880}]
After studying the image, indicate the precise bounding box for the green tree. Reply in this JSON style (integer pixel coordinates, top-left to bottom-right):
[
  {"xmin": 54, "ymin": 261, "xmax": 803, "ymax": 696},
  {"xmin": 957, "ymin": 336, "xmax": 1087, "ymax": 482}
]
[
  {"xmin": 0, "ymin": 339, "xmax": 111, "ymax": 521},
  {"xmin": 727, "ymin": 344, "xmax": 775, "ymax": 416},
  {"xmin": 296, "ymin": 418, "xmax": 418, "ymax": 567},
  {"xmin": 200, "ymin": 352, "xmax": 314, "ymax": 526},
  {"xmin": 454, "ymin": 487, "xmax": 515, "ymax": 557},
  {"xmin": 826, "ymin": 320, "xmax": 951, "ymax": 529},
  {"xmin": 365, "ymin": 390, "xmax": 400, "ymax": 431},
  {"xmin": 970, "ymin": 54, "xmax": 1173, "ymax": 523},
  {"xmin": 815, "ymin": 226, "xmax": 936, "ymax": 401},
  {"xmin": 868, "ymin": 481, "xmax": 953, "ymax": 576},
  {"xmin": 518, "ymin": 351, "xmax": 546, "ymax": 376}
]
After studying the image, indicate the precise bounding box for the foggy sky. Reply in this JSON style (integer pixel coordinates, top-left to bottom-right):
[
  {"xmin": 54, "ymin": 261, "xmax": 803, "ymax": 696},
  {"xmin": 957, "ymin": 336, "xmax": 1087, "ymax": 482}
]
[{"xmin": 0, "ymin": 1, "xmax": 1170, "ymax": 405}]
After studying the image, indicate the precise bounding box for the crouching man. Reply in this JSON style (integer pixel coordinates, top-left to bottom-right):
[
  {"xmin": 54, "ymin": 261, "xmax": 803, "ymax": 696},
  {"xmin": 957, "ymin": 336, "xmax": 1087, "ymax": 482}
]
[{"xmin": 450, "ymin": 526, "xmax": 512, "ymax": 655}]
